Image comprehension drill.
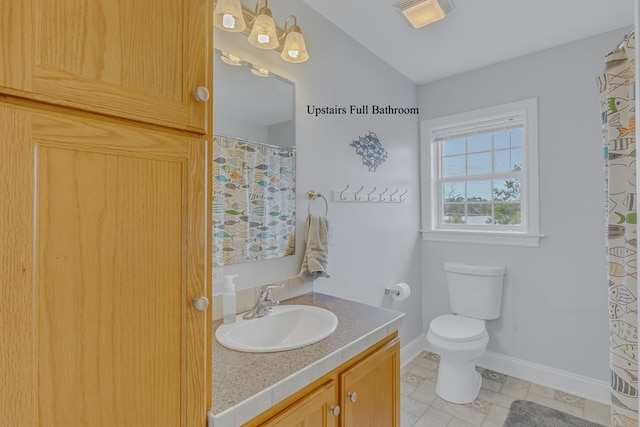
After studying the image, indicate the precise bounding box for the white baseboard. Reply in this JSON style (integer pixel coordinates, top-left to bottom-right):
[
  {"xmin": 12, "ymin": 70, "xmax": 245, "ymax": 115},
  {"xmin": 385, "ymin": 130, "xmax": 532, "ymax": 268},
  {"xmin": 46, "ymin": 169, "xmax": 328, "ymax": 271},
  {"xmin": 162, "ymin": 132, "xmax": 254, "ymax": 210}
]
[
  {"xmin": 478, "ymin": 350, "xmax": 610, "ymax": 405},
  {"xmin": 402, "ymin": 337, "xmax": 610, "ymax": 405},
  {"xmin": 401, "ymin": 333, "xmax": 428, "ymax": 368}
]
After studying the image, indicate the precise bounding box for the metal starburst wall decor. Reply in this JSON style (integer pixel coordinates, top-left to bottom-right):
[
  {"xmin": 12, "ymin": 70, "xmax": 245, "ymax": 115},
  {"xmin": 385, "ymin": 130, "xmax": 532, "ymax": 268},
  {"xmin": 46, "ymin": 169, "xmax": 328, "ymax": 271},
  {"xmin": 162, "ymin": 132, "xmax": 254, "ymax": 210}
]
[{"xmin": 350, "ymin": 131, "xmax": 388, "ymax": 172}]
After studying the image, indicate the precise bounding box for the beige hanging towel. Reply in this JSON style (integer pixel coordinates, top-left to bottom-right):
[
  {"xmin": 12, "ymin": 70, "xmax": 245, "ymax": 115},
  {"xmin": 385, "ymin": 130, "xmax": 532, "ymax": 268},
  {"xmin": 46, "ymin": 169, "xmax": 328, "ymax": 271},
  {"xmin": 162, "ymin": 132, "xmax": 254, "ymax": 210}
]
[{"xmin": 299, "ymin": 214, "xmax": 330, "ymax": 279}]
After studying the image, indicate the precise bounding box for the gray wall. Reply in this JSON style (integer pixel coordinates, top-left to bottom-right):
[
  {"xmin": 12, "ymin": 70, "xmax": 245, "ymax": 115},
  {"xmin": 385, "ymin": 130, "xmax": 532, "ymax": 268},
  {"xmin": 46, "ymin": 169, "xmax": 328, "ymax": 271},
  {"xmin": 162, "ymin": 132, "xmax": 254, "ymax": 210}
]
[
  {"xmin": 214, "ymin": 0, "xmax": 423, "ymax": 348},
  {"xmin": 418, "ymin": 27, "xmax": 632, "ymax": 382}
]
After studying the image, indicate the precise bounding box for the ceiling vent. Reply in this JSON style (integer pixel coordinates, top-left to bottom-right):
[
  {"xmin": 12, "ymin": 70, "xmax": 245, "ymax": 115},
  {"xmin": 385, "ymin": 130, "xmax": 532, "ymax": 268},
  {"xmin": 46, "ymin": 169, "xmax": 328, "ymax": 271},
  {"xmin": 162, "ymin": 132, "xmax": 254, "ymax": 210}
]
[{"xmin": 394, "ymin": 0, "xmax": 454, "ymax": 29}]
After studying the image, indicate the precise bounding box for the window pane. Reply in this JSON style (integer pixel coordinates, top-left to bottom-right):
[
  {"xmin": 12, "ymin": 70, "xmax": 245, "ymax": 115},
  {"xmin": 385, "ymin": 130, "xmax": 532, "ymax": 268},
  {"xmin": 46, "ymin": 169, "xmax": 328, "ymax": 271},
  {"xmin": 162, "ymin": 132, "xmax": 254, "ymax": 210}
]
[
  {"xmin": 510, "ymin": 129, "xmax": 522, "ymax": 147},
  {"xmin": 511, "ymin": 148, "xmax": 522, "ymax": 170},
  {"xmin": 443, "ymin": 138, "xmax": 465, "ymax": 155},
  {"xmin": 467, "ymin": 180, "xmax": 491, "ymax": 201},
  {"xmin": 467, "ymin": 133, "xmax": 492, "ymax": 153},
  {"xmin": 467, "ymin": 203, "xmax": 491, "ymax": 225},
  {"xmin": 493, "ymin": 203, "xmax": 521, "ymax": 225},
  {"xmin": 443, "ymin": 155, "xmax": 465, "ymax": 177},
  {"xmin": 494, "ymin": 131, "xmax": 511, "ymax": 149},
  {"xmin": 494, "ymin": 150, "xmax": 511, "ymax": 173},
  {"xmin": 493, "ymin": 178, "xmax": 521, "ymax": 202},
  {"xmin": 443, "ymin": 204, "xmax": 465, "ymax": 224},
  {"xmin": 442, "ymin": 182, "xmax": 463, "ymax": 202},
  {"xmin": 467, "ymin": 152, "xmax": 492, "ymax": 175}
]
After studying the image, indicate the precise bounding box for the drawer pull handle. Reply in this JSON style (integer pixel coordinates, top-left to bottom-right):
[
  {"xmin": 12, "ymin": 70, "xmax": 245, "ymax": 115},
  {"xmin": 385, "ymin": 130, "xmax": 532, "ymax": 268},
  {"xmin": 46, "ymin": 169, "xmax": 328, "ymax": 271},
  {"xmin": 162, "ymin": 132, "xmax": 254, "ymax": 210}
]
[
  {"xmin": 329, "ymin": 405, "xmax": 340, "ymax": 417},
  {"xmin": 347, "ymin": 391, "xmax": 357, "ymax": 403}
]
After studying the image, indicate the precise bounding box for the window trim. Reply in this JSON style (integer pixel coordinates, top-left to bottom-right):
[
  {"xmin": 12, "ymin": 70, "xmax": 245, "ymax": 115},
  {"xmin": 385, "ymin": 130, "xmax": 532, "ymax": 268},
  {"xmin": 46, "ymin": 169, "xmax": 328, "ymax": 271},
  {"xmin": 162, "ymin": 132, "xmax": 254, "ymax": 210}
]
[{"xmin": 420, "ymin": 98, "xmax": 542, "ymax": 247}]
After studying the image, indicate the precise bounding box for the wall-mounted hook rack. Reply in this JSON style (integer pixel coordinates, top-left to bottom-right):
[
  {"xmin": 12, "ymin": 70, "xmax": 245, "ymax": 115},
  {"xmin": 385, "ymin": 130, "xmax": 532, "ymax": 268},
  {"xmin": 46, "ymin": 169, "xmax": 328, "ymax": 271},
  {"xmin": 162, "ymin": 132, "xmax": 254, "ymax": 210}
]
[{"xmin": 332, "ymin": 185, "xmax": 407, "ymax": 204}]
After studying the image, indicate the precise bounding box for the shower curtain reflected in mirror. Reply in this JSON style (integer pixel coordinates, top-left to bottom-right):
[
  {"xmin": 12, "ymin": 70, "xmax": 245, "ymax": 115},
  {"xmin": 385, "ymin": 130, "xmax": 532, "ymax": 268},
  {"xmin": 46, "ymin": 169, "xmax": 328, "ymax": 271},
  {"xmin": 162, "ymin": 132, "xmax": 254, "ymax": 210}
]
[
  {"xmin": 212, "ymin": 135, "xmax": 296, "ymax": 266},
  {"xmin": 599, "ymin": 31, "xmax": 638, "ymax": 426}
]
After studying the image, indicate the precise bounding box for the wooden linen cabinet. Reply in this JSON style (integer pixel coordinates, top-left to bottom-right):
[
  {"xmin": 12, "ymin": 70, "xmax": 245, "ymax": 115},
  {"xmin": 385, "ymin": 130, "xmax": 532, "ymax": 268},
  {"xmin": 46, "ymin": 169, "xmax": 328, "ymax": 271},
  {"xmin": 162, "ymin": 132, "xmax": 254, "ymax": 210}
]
[{"xmin": 0, "ymin": 0, "xmax": 213, "ymax": 425}]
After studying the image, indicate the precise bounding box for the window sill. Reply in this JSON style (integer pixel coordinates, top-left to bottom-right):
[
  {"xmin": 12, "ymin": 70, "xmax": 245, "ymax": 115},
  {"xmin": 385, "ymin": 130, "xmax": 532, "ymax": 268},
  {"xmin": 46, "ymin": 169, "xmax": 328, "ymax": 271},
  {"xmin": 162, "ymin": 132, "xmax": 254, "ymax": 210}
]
[{"xmin": 421, "ymin": 229, "xmax": 543, "ymax": 247}]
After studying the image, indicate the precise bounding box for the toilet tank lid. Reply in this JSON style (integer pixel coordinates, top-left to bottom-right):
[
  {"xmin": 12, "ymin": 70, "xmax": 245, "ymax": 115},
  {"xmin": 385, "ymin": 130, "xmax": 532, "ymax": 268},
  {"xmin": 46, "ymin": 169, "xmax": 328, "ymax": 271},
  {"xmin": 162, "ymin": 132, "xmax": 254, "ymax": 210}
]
[{"xmin": 444, "ymin": 262, "xmax": 505, "ymax": 276}]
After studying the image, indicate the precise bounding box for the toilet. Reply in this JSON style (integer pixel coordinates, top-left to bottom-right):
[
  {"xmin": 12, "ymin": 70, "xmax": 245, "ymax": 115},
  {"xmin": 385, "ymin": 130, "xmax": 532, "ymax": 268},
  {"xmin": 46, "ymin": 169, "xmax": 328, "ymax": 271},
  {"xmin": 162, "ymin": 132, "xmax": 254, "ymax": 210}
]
[{"xmin": 426, "ymin": 262, "xmax": 506, "ymax": 404}]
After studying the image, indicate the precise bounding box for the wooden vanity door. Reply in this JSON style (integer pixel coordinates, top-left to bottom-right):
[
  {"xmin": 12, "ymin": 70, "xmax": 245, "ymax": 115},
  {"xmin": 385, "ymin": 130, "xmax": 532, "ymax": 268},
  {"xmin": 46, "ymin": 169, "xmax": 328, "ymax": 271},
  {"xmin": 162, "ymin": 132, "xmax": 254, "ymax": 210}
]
[
  {"xmin": 340, "ymin": 338, "xmax": 400, "ymax": 427},
  {"xmin": 0, "ymin": 104, "xmax": 210, "ymax": 426},
  {"xmin": 260, "ymin": 382, "xmax": 338, "ymax": 427}
]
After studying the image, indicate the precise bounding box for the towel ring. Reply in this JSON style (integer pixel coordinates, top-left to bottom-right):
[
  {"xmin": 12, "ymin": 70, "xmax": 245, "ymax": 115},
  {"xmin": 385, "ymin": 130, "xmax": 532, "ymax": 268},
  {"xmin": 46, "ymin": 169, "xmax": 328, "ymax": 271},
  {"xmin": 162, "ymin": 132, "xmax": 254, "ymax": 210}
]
[{"xmin": 308, "ymin": 191, "xmax": 329, "ymax": 216}]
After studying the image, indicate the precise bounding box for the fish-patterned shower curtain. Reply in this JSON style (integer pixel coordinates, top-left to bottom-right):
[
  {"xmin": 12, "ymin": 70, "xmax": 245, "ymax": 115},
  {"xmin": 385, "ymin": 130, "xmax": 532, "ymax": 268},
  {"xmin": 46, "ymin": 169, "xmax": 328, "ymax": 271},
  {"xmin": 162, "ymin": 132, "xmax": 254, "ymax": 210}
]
[
  {"xmin": 599, "ymin": 31, "xmax": 638, "ymax": 427},
  {"xmin": 212, "ymin": 136, "xmax": 295, "ymax": 266}
]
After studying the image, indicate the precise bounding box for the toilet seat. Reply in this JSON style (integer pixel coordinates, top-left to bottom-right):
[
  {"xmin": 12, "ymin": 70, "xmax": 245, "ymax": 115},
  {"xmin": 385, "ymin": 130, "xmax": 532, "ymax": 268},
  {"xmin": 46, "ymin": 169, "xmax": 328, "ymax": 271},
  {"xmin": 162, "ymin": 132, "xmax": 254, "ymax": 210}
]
[{"xmin": 429, "ymin": 314, "xmax": 486, "ymax": 342}]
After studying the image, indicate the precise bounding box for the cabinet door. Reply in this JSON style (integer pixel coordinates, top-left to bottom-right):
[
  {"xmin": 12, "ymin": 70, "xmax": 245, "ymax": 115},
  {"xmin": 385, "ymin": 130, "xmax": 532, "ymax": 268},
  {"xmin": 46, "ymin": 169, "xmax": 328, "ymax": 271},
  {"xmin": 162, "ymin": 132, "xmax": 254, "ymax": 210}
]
[
  {"xmin": 260, "ymin": 382, "xmax": 338, "ymax": 427},
  {"xmin": 340, "ymin": 338, "xmax": 400, "ymax": 427},
  {"xmin": 0, "ymin": 103, "xmax": 210, "ymax": 426},
  {"xmin": 0, "ymin": 0, "xmax": 210, "ymax": 133}
]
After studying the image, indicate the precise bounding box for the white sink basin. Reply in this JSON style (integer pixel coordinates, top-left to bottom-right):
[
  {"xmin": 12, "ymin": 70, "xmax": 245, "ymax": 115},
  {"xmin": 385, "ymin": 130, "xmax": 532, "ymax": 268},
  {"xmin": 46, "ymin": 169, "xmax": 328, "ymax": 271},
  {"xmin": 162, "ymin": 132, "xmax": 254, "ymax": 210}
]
[{"xmin": 215, "ymin": 305, "xmax": 338, "ymax": 352}]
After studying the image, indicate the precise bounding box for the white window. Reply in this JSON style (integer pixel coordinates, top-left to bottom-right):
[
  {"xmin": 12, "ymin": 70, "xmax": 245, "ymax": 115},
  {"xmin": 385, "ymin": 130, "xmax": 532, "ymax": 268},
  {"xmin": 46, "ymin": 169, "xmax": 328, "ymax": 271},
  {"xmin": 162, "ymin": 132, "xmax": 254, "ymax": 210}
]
[{"xmin": 420, "ymin": 98, "xmax": 541, "ymax": 247}]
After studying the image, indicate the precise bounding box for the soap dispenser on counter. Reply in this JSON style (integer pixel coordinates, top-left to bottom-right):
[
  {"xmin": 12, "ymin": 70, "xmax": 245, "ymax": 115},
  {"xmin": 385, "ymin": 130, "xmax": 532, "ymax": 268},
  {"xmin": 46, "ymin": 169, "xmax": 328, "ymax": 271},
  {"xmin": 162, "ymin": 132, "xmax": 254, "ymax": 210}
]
[{"xmin": 222, "ymin": 274, "xmax": 238, "ymax": 324}]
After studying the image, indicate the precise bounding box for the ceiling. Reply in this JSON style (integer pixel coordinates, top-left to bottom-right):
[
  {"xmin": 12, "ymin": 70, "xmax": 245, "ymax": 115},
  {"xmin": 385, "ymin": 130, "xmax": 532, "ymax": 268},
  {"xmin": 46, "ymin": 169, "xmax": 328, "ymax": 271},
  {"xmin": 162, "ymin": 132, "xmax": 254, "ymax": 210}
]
[{"xmin": 299, "ymin": 0, "xmax": 635, "ymax": 85}]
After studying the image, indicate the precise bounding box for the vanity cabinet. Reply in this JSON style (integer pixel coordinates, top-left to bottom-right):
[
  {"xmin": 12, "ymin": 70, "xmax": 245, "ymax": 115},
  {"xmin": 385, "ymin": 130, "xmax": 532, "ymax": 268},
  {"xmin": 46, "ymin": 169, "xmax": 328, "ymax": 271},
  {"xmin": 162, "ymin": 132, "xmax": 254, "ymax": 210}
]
[
  {"xmin": 248, "ymin": 334, "xmax": 400, "ymax": 427},
  {"xmin": 0, "ymin": 0, "xmax": 209, "ymax": 132}
]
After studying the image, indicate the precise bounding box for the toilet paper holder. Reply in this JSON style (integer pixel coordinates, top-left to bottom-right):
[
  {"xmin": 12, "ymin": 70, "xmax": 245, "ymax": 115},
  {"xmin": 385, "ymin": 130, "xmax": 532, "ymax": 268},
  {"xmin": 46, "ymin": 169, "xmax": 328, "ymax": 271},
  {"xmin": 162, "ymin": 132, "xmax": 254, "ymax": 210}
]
[
  {"xmin": 384, "ymin": 287, "xmax": 400, "ymax": 296},
  {"xmin": 384, "ymin": 283, "xmax": 411, "ymax": 301}
]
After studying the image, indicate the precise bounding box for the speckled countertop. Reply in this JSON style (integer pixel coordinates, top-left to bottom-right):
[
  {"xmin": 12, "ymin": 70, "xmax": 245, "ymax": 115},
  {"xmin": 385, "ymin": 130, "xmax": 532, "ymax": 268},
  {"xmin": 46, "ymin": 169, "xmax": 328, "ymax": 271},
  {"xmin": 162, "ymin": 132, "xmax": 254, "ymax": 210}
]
[{"xmin": 207, "ymin": 292, "xmax": 404, "ymax": 427}]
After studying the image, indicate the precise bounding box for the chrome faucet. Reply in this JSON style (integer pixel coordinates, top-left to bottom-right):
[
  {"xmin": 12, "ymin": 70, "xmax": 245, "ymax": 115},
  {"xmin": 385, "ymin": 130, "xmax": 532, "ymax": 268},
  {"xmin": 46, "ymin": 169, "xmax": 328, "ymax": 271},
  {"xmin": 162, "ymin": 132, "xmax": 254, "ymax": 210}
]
[{"xmin": 242, "ymin": 284, "xmax": 284, "ymax": 320}]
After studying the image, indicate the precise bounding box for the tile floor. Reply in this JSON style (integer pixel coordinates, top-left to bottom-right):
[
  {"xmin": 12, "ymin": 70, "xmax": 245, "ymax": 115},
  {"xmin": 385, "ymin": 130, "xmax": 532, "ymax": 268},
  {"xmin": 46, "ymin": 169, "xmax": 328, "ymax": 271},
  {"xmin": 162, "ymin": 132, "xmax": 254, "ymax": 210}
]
[{"xmin": 401, "ymin": 352, "xmax": 611, "ymax": 427}]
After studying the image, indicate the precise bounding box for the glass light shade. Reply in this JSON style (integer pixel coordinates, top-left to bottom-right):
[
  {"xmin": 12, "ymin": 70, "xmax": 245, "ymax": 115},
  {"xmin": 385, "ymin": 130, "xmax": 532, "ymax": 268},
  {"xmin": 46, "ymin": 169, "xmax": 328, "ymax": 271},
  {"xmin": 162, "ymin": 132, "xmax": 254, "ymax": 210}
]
[
  {"xmin": 214, "ymin": 0, "xmax": 246, "ymax": 32},
  {"xmin": 281, "ymin": 26, "xmax": 309, "ymax": 63},
  {"xmin": 248, "ymin": 7, "xmax": 279, "ymax": 49}
]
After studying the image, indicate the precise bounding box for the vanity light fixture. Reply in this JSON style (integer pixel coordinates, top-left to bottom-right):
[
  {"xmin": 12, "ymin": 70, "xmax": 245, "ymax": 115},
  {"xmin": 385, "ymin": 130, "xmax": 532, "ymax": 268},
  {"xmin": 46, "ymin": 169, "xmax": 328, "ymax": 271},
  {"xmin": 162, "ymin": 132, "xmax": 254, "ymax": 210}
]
[
  {"xmin": 220, "ymin": 51, "xmax": 243, "ymax": 66},
  {"xmin": 217, "ymin": 50, "xmax": 272, "ymax": 78},
  {"xmin": 213, "ymin": 0, "xmax": 246, "ymax": 32},
  {"xmin": 280, "ymin": 15, "xmax": 309, "ymax": 63},
  {"xmin": 394, "ymin": 0, "xmax": 454, "ymax": 29},
  {"xmin": 250, "ymin": 65, "xmax": 270, "ymax": 77},
  {"xmin": 248, "ymin": 0, "xmax": 279, "ymax": 50},
  {"xmin": 213, "ymin": 0, "xmax": 310, "ymax": 63}
]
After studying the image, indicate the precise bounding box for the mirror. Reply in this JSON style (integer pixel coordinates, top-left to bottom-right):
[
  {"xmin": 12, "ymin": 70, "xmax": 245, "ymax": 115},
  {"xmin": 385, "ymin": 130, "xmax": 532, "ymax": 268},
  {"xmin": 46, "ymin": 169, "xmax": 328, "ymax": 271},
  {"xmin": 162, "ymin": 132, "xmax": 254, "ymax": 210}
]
[{"xmin": 212, "ymin": 49, "xmax": 296, "ymax": 267}]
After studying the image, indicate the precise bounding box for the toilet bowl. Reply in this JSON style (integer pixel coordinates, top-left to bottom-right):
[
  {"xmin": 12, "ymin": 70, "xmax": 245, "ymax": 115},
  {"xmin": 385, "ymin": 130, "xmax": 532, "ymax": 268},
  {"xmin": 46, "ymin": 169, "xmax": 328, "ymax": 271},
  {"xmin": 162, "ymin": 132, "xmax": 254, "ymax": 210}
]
[
  {"xmin": 427, "ymin": 314, "xmax": 489, "ymax": 404},
  {"xmin": 426, "ymin": 262, "xmax": 505, "ymax": 404}
]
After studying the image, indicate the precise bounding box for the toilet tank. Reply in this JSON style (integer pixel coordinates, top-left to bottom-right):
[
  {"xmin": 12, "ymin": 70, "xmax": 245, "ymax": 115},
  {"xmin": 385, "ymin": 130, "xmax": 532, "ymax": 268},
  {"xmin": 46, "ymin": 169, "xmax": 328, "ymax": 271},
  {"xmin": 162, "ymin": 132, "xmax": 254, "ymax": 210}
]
[{"xmin": 445, "ymin": 262, "xmax": 506, "ymax": 320}]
